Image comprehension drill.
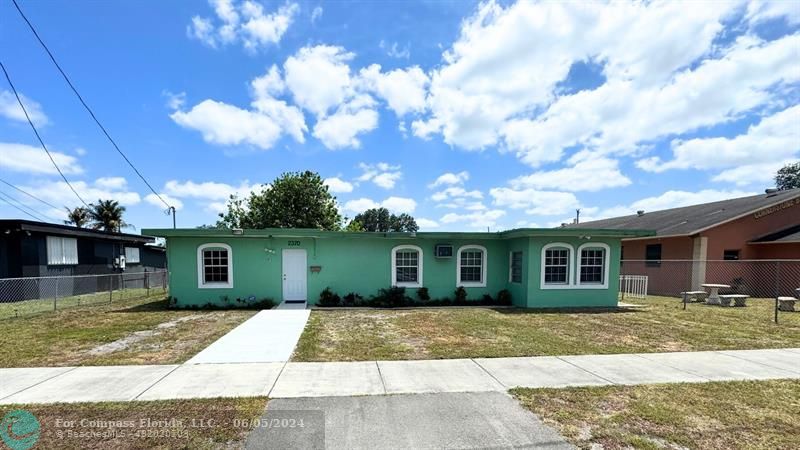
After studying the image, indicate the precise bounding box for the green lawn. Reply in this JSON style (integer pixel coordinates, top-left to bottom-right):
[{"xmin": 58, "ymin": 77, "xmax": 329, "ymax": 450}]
[
  {"xmin": 0, "ymin": 397, "xmax": 267, "ymax": 449},
  {"xmin": 0, "ymin": 296, "xmax": 256, "ymax": 367},
  {"xmin": 293, "ymin": 296, "xmax": 800, "ymax": 361},
  {"xmin": 512, "ymin": 380, "xmax": 800, "ymax": 449}
]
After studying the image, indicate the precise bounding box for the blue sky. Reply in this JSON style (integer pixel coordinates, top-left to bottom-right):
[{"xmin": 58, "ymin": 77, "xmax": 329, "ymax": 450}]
[{"xmin": 1, "ymin": 0, "xmax": 798, "ymax": 232}]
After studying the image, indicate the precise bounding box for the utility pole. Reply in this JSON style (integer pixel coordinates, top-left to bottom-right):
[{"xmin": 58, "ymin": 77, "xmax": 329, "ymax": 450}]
[{"xmin": 168, "ymin": 206, "xmax": 176, "ymax": 229}]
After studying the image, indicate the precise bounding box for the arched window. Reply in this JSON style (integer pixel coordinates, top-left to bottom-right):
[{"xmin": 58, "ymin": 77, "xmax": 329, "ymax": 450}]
[
  {"xmin": 391, "ymin": 245, "xmax": 423, "ymax": 287},
  {"xmin": 457, "ymin": 245, "xmax": 487, "ymax": 287},
  {"xmin": 541, "ymin": 243, "xmax": 574, "ymax": 288},
  {"xmin": 197, "ymin": 243, "xmax": 233, "ymax": 289},
  {"xmin": 577, "ymin": 243, "xmax": 610, "ymax": 288}
]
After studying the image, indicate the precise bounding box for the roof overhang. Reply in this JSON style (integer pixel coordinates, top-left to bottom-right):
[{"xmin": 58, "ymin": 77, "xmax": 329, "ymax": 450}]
[
  {"xmin": 2, "ymin": 220, "xmax": 154, "ymax": 244},
  {"xmin": 142, "ymin": 227, "xmax": 655, "ymax": 240}
]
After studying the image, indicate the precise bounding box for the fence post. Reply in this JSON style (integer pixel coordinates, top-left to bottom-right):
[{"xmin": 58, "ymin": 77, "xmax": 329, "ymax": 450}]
[
  {"xmin": 109, "ymin": 274, "xmax": 113, "ymax": 303},
  {"xmin": 774, "ymin": 261, "xmax": 781, "ymax": 324},
  {"xmin": 145, "ymin": 269, "xmax": 150, "ymax": 297},
  {"xmin": 54, "ymin": 277, "xmax": 59, "ymax": 312}
]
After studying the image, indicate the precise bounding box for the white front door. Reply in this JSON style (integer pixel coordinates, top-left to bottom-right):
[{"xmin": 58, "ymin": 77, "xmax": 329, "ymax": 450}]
[{"xmin": 282, "ymin": 249, "xmax": 307, "ymax": 301}]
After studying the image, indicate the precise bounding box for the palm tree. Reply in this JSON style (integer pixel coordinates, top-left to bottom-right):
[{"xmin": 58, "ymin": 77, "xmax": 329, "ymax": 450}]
[
  {"xmin": 88, "ymin": 199, "xmax": 131, "ymax": 232},
  {"xmin": 64, "ymin": 206, "xmax": 90, "ymax": 228}
]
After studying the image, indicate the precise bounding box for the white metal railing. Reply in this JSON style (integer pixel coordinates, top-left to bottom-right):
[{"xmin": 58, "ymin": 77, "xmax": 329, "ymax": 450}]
[{"xmin": 619, "ymin": 274, "xmax": 648, "ymax": 300}]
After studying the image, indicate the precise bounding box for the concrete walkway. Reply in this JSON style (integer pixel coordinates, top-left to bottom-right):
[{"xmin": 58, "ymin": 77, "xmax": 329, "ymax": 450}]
[
  {"xmin": 186, "ymin": 309, "xmax": 310, "ymax": 364},
  {"xmin": 1, "ymin": 348, "xmax": 798, "ymax": 404},
  {"xmin": 245, "ymin": 392, "xmax": 574, "ymax": 449}
]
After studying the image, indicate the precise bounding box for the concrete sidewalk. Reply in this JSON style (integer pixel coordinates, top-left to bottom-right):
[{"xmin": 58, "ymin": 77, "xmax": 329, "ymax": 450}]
[
  {"xmin": 1, "ymin": 348, "xmax": 798, "ymax": 404},
  {"xmin": 186, "ymin": 309, "xmax": 310, "ymax": 364}
]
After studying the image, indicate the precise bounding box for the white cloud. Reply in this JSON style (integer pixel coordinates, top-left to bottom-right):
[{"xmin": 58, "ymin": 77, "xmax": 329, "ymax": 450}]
[
  {"xmin": 162, "ymin": 90, "xmax": 186, "ymax": 110},
  {"xmin": 504, "ymin": 31, "xmax": 800, "ymax": 167},
  {"xmin": 312, "ymin": 95, "xmax": 379, "ymax": 149},
  {"xmin": 712, "ymin": 160, "xmax": 797, "ymax": 186},
  {"xmin": 594, "ymin": 189, "xmax": 756, "ymax": 219},
  {"xmin": 284, "ymin": 45, "xmax": 355, "ymax": 117},
  {"xmin": 379, "ymin": 40, "xmax": 411, "ymax": 59},
  {"xmin": 343, "ymin": 197, "xmax": 379, "ymax": 213},
  {"xmin": 171, "ymin": 65, "xmax": 306, "ymax": 150},
  {"xmin": 440, "ymin": 209, "xmax": 506, "ymax": 229},
  {"xmin": 746, "ymin": 0, "xmax": 800, "ymax": 25},
  {"xmin": 510, "ymin": 156, "xmax": 631, "ymax": 192},
  {"xmin": 637, "ymin": 105, "xmax": 800, "ymax": 174},
  {"xmin": 187, "ymin": 0, "xmax": 299, "ymax": 50},
  {"xmin": 311, "ymin": 6, "xmax": 322, "ymax": 24},
  {"xmin": 21, "ymin": 178, "xmax": 142, "ymax": 208},
  {"xmin": 430, "ymin": 187, "xmax": 482, "ymax": 202},
  {"xmin": 381, "ymin": 196, "xmax": 417, "ymax": 214},
  {"xmin": 171, "ymin": 100, "xmax": 283, "ymax": 149},
  {"xmin": 0, "ymin": 91, "xmax": 49, "ymax": 127},
  {"xmin": 95, "ymin": 177, "xmax": 128, "ymax": 190},
  {"xmin": 0, "ymin": 143, "xmax": 83, "ymax": 175},
  {"xmin": 358, "ymin": 64, "xmax": 429, "ymax": 116},
  {"xmin": 145, "ymin": 193, "xmax": 184, "ymax": 211},
  {"xmin": 324, "ymin": 177, "xmax": 354, "ymax": 193},
  {"xmin": 164, "ymin": 179, "xmax": 259, "ymax": 201},
  {"xmin": 416, "ymin": 218, "xmax": 439, "ymax": 229},
  {"xmin": 429, "ymin": 171, "xmax": 469, "ymax": 188},
  {"xmin": 0, "ymin": 91, "xmax": 48, "ymax": 126},
  {"xmin": 489, "ymin": 187, "xmax": 580, "ymax": 216},
  {"xmin": 357, "ymin": 162, "xmax": 402, "ymax": 189},
  {"xmin": 342, "ymin": 196, "xmax": 416, "ymax": 214}
]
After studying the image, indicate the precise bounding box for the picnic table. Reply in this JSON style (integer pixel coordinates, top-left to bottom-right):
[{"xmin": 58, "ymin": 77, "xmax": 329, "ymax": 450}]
[{"xmin": 701, "ymin": 283, "xmax": 730, "ymax": 305}]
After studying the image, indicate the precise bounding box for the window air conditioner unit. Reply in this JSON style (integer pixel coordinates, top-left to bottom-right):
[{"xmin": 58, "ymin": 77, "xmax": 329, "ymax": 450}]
[{"xmin": 435, "ymin": 244, "xmax": 453, "ymax": 258}]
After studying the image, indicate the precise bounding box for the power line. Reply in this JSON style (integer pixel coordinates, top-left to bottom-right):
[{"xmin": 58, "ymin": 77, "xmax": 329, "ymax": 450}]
[
  {"xmin": 0, "ymin": 176, "xmax": 61, "ymax": 210},
  {"xmin": 0, "ymin": 190, "xmax": 48, "ymax": 222},
  {"xmin": 11, "ymin": 0, "xmax": 174, "ymax": 216},
  {"xmin": 0, "ymin": 61, "xmax": 89, "ymax": 207}
]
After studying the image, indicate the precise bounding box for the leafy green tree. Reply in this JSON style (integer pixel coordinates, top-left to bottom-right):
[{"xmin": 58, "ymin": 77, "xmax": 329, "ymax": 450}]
[
  {"xmin": 88, "ymin": 199, "xmax": 130, "ymax": 232},
  {"xmin": 775, "ymin": 162, "xmax": 800, "ymax": 190},
  {"xmin": 216, "ymin": 171, "xmax": 342, "ymax": 230},
  {"xmin": 64, "ymin": 206, "xmax": 90, "ymax": 228},
  {"xmin": 349, "ymin": 207, "xmax": 418, "ymax": 232}
]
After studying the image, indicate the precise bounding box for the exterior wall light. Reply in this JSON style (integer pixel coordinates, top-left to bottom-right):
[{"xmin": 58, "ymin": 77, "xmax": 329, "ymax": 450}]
[{"xmin": 232, "ymin": 228, "xmax": 244, "ymax": 235}]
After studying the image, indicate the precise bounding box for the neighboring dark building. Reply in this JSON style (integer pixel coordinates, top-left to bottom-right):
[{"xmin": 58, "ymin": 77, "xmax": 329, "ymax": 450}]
[
  {"xmin": 0, "ymin": 219, "xmax": 166, "ymax": 279},
  {"xmin": 569, "ymin": 188, "xmax": 800, "ymax": 296}
]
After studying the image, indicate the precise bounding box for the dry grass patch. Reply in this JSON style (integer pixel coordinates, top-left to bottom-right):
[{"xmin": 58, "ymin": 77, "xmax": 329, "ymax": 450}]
[
  {"xmin": 512, "ymin": 380, "xmax": 800, "ymax": 450},
  {"xmin": 293, "ymin": 297, "xmax": 800, "ymax": 361},
  {"xmin": 1, "ymin": 397, "xmax": 267, "ymax": 449},
  {"xmin": 0, "ymin": 296, "xmax": 256, "ymax": 367}
]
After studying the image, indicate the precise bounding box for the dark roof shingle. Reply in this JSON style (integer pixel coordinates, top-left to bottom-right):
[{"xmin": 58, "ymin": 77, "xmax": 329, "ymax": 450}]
[{"xmin": 569, "ymin": 188, "xmax": 800, "ymax": 236}]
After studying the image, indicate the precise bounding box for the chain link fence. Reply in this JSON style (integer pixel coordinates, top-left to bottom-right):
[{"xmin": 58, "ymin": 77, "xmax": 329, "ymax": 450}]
[
  {"xmin": 620, "ymin": 259, "xmax": 800, "ymax": 298},
  {"xmin": 0, "ymin": 270, "xmax": 168, "ymax": 319}
]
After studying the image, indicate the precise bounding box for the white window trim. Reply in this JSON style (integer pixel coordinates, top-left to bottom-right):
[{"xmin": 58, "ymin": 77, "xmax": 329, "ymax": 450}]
[
  {"xmin": 508, "ymin": 250, "xmax": 523, "ymax": 284},
  {"xmin": 457, "ymin": 245, "xmax": 487, "ymax": 288},
  {"xmin": 197, "ymin": 243, "xmax": 233, "ymax": 289},
  {"xmin": 576, "ymin": 243, "xmax": 610, "ymax": 289},
  {"xmin": 391, "ymin": 244, "xmax": 423, "ymax": 288},
  {"xmin": 540, "ymin": 242, "xmax": 574, "ymax": 289},
  {"xmin": 124, "ymin": 247, "xmax": 141, "ymax": 264},
  {"xmin": 46, "ymin": 236, "xmax": 78, "ymax": 265}
]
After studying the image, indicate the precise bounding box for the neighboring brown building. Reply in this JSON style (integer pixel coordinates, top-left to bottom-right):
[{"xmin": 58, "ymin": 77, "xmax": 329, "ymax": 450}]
[{"xmin": 570, "ymin": 188, "xmax": 800, "ymax": 296}]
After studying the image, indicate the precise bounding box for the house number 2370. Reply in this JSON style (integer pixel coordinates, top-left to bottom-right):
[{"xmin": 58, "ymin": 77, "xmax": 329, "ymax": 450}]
[{"xmin": 287, "ymin": 240, "xmax": 301, "ymax": 246}]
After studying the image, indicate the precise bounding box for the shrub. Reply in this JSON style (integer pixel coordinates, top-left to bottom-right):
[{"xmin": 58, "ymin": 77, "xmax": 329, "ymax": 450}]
[
  {"xmin": 372, "ymin": 286, "xmax": 408, "ymax": 308},
  {"xmin": 497, "ymin": 289, "xmax": 512, "ymax": 306},
  {"xmin": 416, "ymin": 287, "xmax": 430, "ymax": 302},
  {"xmin": 343, "ymin": 292, "xmax": 363, "ymax": 306},
  {"xmin": 481, "ymin": 294, "xmax": 494, "ymax": 305},
  {"xmin": 318, "ymin": 287, "xmax": 341, "ymax": 307},
  {"xmin": 454, "ymin": 286, "xmax": 468, "ymax": 304}
]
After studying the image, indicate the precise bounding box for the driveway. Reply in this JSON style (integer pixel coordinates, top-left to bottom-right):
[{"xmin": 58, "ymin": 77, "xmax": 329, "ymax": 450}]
[
  {"xmin": 245, "ymin": 392, "xmax": 573, "ymax": 449},
  {"xmin": 186, "ymin": 309, "xmax": 310, "ymax": 364}
]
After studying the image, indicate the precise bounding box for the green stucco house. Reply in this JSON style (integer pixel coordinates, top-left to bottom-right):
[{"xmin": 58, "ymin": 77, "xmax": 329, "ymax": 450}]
[{"xmin": 141, "ymin": 227, "xmax": 652, "ymax": 308}]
